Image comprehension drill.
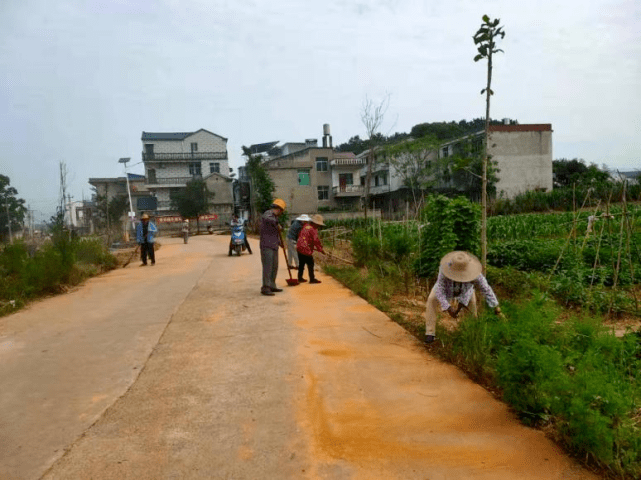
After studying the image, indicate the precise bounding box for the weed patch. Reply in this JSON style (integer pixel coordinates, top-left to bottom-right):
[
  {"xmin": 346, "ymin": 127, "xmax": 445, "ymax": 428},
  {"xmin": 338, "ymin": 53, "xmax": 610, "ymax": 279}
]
[{"xmin": 0, "ymin": 237, "xmax": 117, "ymax": 316}]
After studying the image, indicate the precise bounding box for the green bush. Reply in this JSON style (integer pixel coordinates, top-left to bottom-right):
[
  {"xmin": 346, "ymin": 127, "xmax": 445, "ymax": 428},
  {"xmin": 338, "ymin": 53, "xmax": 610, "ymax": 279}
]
[
  {"xmin": 488, "ymin": 239, "xmax": 563, "ymax": 271},
  {"xmin": 442, "ymin": 296, "xmax": 641, "ymax": 477},
  {"xmin": 0, "ymin": 242, "xmax": 29, "ymax": 275},
  {"xmin": 490, "ymin": 183, "xmax": 641, "ymax": 215},
  {"xmin": 0, "ymin": 235, "xmax": 117, "ymax": 315},
  {"xmin": 75, "ymin": 237, "xmax": 117, "ymax": 269},
  {"xmin": 414, "ymin": 195, "xmax": 481, "ymax": 278},
  {"xmin": 351, "ymin": 229, "xmax": 382, "ymax": 267}
]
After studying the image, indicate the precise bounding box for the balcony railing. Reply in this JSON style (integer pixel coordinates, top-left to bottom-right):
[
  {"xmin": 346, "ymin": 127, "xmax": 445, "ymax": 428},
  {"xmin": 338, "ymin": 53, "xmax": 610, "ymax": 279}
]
[
  {"xmin": 146, "ymin": 176, "xmax": 201, "ymax": 185},
  {"xmin": 373, "ymin": 162, "xmax": 389, "ymax": 171},
  {"xmin": 330, "ymin": 158, "xmax": 366, "ymax": 167},
  {"xmin": 156, "ymin": 200, "xmax": 173, "ymax": 210},
  {"xmin": 369, "ymin": 184, "xmax": 390, "ymax": 195},
  {"xmin": 143, "ymin": 151, "xmax": 227, "ymax": 162},
  {"xmin": 332, "ymin": 185, "xmax": 364, "ymax": 196}
]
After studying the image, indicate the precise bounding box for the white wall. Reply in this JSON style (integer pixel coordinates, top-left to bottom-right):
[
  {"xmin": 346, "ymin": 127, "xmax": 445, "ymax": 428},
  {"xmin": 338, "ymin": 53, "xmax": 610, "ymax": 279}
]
[{"xmin": 490, "ymin": 130, "xmax": 553, "ymax": 198}]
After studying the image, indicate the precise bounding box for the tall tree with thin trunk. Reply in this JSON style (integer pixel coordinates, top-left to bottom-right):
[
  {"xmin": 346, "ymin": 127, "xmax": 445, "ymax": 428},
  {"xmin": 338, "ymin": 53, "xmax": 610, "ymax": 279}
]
[
  {"xmin": 361, "ymin": 94, "xmax": 390, "ymax": 219},
  {"xmin": 473, "ymin": 15, "xmax": 505, "ymax": 272}
]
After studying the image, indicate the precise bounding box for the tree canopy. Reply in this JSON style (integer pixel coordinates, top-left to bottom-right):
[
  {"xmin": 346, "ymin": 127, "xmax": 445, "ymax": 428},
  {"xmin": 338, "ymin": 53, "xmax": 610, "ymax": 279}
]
[
  {"xmin": 243, "ymin": 146, "xmax": 276, "ymax": 217},
  {"xmin": 93, "ymin": 193, "xmax": 129, "ymax": 229},
  {"xmin": 553, "ymin": 158, "xmax": 611, "ymax": 188},
  {"xmin": 0, "ymin": 175, "xmax": 27, "ymax": 242},
  {"xmin": 336, "ymin": 118, "xmax": 514, "ymax": 155},
  {"xmin": 170, "ymin": 179, "xmax": 214, "ymax": 231}
]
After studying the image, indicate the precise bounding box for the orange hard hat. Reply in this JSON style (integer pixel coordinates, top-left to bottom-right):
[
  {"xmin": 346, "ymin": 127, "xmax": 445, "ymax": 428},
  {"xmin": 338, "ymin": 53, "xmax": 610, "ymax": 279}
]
[{"xmin": 271, "ymin": 198, "xmax": 286, "ymax": 210}]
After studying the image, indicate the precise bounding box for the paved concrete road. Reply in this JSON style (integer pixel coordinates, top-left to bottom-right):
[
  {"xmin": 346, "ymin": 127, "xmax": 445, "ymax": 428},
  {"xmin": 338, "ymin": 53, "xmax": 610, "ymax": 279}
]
[{"xmin": 1, "ymin": 234, "xmax": 598, "ymax": 479}]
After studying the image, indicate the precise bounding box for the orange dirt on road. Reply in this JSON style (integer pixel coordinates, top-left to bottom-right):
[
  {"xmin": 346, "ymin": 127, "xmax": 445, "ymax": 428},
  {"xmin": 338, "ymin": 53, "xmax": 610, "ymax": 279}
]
[{"xmin": 1, "ymin": 234, "xmax": 598, "ymax": 479}]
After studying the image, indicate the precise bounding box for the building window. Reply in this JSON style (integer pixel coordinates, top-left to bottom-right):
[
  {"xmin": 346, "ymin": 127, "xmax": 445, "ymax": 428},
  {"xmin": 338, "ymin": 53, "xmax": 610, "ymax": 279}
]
[
  {"xmin": 191, "ymin": 142, "xmax": 198, "ymax": 152},
  {"xmin": 382, "ymin": 173, "xmax": 388, "ymax": 186},
  {"xmin": 441, "ymin": 146, "xmax": 449, "ymax": 158},
  {"xmin": 189, "ymin": 162, "xmax": 202, "ymax": 176},
  {"xmin": 316, "ymin": 157, "xmax": 328, "ymax": 172},
  {"xmin": 317, "ymin": 185, "xmax": 329, "ymax": 200},
  {"xmin": 209, "ymin": 162, "xmax": 220, "ymax": 174},
  {"xmin": 148, "ymin": 168, "xmax": 157, "ymax": 184},
  {"xmin": 298, "ymin": 169, "xmax": 310, "ymax": 186},
  {"xmin": 375, "ymin": 176, "xmax": 380, "ymax": 187}
]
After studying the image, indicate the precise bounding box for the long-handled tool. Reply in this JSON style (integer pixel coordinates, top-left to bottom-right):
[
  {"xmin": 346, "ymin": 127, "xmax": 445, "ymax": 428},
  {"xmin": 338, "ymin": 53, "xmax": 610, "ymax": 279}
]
[
  {"xmin": 122, "ymin": 245, "xmax": 140, "ymax": 268},
  {"xmin": 279, "ymin": 231, "xmax": 299, "ymax": 286}
]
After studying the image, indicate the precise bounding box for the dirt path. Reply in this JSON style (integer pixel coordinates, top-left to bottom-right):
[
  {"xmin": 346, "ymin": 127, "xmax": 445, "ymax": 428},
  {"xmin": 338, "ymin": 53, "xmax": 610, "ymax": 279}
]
[{"xmin": 1, "ymin": 234, "xmax": 598, "ymax": 479}]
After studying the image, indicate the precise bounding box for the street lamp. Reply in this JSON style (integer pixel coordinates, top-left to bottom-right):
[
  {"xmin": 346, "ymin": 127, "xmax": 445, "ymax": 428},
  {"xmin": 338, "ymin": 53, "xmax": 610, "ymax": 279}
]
[{"xmin": 119, "ymin": 157, "xmax": 136, "ymax": 240}]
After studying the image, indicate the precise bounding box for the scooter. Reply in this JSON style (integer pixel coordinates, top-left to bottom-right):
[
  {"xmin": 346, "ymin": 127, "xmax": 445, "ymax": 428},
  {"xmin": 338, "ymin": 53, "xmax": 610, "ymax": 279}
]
[
  {"xmin": 207, "ymin": 224, "xmax": 214, "ymax": 235},
  {"xmin": 230, "ymin": 224, "xmax": 246, "ymax": 256}
]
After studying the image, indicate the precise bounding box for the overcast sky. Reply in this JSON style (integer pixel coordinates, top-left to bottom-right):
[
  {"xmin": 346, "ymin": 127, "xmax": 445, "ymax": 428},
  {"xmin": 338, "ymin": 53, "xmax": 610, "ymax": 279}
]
[{"xmin": 1, "ymin": 0, "xmax": 639, "ymax": 222}]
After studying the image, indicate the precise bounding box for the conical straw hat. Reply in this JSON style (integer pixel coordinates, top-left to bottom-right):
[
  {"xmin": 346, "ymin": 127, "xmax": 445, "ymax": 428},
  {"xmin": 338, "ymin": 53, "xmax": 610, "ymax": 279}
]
[{"xmin": 440, "ymin": 251, "xmax": 482, "ymax": 282}]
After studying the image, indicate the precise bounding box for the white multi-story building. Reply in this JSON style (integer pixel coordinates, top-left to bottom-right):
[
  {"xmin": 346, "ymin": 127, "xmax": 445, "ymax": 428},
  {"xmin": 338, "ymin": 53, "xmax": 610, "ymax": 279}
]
[
  {"xmin": 363, "ymin": 123, "xmax": 554, "ymax": 212},
  {"xmin": 141, "ymin": 129, "xmax": 231, "ymax": 213}
]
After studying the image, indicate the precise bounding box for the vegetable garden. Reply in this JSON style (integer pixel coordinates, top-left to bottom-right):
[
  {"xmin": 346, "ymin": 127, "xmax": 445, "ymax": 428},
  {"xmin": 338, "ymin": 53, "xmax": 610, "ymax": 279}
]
[{"xmin": 320, "ymin": 195, "xmax": 641, "ymax": 479}]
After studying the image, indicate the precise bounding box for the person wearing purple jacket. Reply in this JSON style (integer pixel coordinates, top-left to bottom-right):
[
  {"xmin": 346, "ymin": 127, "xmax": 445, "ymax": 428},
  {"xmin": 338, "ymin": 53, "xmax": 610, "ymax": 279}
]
[
  {"xmin": 259, "ymin": 199, "xmax": 286, "ymax": 296},
  {"xmin": 425, "ymin": 251, "xmax": 503, "ymax": 344}
]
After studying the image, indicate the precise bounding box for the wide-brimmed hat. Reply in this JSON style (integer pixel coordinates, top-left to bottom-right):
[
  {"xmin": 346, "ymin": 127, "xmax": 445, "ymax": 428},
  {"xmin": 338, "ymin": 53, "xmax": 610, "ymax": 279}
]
[
  {"xmin": 296, "ymin": 214, "xmax": 311, "ymax": 222},
  {"xmin": 141, "ymin": 213, "xmax": 150, "ymax": 220},
  {"xmin": 440, "ymin": 251, "xmax": 482, "ymax": 282},
  {"xmin": 310, "ymin": 214, "xmax": 325, "ymax": 227}
]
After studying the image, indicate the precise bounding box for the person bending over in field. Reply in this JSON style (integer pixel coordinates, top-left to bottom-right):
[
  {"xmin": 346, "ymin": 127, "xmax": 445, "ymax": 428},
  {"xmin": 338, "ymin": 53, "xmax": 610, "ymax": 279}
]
[{"xmin": 425, "ymin": 251, "xmax": 503, "ymax": 344}]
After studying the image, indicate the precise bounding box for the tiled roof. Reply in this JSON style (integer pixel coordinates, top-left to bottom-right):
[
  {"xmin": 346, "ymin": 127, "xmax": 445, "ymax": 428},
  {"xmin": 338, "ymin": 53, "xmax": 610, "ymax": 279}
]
[
  {"xmin": 142, "ymin": 132, "xmax": 193, "ymax": 141},
  {"xmin": 489, "ymin": 124, "xmax": 552, "ymax": 132},
  {"xmin": 141, "ymin": 128, "xmax": 228, "ymax": 141}
]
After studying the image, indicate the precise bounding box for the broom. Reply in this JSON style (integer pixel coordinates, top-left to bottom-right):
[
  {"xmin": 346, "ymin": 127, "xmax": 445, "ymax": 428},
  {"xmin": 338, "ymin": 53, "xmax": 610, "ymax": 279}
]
[
  {"xmin": 279, "ymin": 231, "xmax": 299, "ymax": 286},
  {"xmin": 122, "ymin": 245, "xmax": 140, "ymax": 268}
]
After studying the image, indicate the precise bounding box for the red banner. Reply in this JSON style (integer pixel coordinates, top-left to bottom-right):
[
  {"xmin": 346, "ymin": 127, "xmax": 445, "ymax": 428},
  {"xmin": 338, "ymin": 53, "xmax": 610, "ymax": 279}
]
[
  {"xmin": 156, "ymin": 214, "xmax": 219, "ymax": 223},
  {"xmin": 156, "ymin": 216, "xmax": 183, "ymax": 224}
]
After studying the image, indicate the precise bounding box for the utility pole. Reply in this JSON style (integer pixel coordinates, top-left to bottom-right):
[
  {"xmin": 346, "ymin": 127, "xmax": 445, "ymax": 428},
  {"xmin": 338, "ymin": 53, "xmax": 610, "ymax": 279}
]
[{"xmin": 119, "ymin": 157, "xmax": 135, "ymax": 242}]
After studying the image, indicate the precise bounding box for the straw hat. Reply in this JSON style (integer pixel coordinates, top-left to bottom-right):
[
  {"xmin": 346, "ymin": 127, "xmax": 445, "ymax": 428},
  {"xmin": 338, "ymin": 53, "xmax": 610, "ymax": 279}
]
[
  {"xmin": 296, "ymin": 214, "xmax": 311, "ymax": 222},
  {"xmin": 310, "ymin": 214, "xmax": 325, "ymax": 227},
  {"xmin": 440, "ymin": 251, "xmax": 482, "ymax": 282},
  {"xmin": 141, "ymin": 213, "xmax": 150, "ymax": 220}
]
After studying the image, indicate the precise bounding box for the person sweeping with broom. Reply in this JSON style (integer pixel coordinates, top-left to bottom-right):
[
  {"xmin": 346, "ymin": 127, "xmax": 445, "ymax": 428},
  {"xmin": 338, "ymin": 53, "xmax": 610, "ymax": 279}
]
[
  {"xmin": 259, "ymin": 199, "xmax": 286, "ymax": 296},
  {"xmin": 296, "ymin": 214, "xmax": 326, "ymax": 284},
  {"xmin": 425, "ymin": 251, "xmax": 503, "ymax": 344}
]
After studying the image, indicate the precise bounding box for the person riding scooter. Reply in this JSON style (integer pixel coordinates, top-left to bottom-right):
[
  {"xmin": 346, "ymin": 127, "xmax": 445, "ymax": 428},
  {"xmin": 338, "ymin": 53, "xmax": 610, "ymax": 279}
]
[{"xmin": 228, "ymin": 214, "xmax": 253, "ymax": 255}]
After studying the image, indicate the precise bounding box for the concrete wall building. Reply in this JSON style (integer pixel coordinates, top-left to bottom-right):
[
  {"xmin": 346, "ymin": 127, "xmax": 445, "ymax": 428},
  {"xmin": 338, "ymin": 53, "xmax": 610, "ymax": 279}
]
[
  {"xmin": 260, "ymin": 123, "xmax": 553, "ymax": 218},
  {"xmin": 141, "ymin": 129, "xmax": 232, "ymax": 214},
  {"xmin": 486, "ymin": 124, "xmax": 553, "ymax": 198},
  {"xmin": 141, "ymin": 129, "xmax": 234, "ymax": 223},
  {"xmin": 262, "ymin": 145, "xmax": 334, "ymax": 217},
  {"xmin": 88, "ymin": 173, "xmax": 152, "ymax": 223}
]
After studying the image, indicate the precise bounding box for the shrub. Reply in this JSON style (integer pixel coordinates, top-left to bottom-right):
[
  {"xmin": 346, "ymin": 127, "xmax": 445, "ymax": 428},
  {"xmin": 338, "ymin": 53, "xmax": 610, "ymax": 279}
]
[
  {"xmin": 0, "ymin": 234, "xmax": 117, "ymax": 315},
  {"xmin": 0, "ymin": 242, "xmax": 29, "ymax": 276},
  {"xmin": 75, "ymin": 237, "xmax": 117, "ymax": 269},
  {"xmin": 445, "ymin": 296, "xmax": 641, "ymax": 476},
  {"xmin": 351, "ymin": 229, "xmax": 382, "ymax": 267},
  {"xmin": 414, "ymin": 195, "xmax": 481, "ymax": 278}
]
